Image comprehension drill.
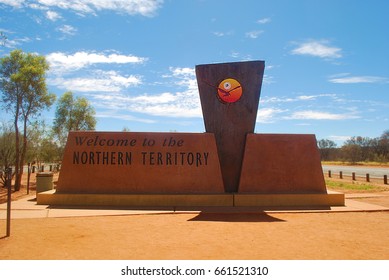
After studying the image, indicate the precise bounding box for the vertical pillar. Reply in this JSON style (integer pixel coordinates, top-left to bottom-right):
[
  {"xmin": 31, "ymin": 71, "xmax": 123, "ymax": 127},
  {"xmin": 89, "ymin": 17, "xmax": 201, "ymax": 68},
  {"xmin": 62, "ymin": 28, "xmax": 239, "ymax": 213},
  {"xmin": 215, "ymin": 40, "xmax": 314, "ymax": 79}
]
[{"xmin": 196, "ymin": 61, "xmax": 265, "ymax": 192}]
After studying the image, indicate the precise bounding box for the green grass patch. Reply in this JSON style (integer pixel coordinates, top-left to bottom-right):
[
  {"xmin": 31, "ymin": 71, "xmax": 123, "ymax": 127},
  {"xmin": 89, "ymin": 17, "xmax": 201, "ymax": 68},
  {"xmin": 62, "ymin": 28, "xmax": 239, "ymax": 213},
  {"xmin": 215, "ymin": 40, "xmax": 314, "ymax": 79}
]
[{"xmin": 326, "ymin": 179, "xmax": 388, "ymax": 192}]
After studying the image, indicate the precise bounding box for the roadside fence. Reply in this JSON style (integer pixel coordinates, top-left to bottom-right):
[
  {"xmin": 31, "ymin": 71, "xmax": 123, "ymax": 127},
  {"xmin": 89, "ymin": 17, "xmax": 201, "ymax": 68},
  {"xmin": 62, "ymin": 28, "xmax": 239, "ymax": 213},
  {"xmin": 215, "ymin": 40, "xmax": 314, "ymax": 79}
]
[{"xmin": 325, "ymin": 169, "xmax": 388, "ymax": 185}]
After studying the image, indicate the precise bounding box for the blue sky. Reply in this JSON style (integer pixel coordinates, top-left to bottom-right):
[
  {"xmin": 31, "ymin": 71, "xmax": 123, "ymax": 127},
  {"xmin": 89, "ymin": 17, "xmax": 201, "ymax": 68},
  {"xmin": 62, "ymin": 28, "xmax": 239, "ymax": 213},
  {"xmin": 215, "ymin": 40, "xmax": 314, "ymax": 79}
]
[{"xmin": 1, "ymin": 0, "xmax": 388, "ymax": 145}]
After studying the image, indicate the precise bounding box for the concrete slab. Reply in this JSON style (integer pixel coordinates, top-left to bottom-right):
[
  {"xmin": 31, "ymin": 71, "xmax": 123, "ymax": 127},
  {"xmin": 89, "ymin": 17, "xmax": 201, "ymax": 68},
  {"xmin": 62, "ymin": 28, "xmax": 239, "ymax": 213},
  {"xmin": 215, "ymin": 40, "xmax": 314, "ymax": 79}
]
[
  {"xmin": 37, "ymin": 190, "xmax": 234, "ymax": 207},
  {"xmin": 1, "ymin": 192, "xmax": 388, "ymax": 220},
  {"xmin": 36, "ymin": 189, "xmax": 345, "ymax": 208}
]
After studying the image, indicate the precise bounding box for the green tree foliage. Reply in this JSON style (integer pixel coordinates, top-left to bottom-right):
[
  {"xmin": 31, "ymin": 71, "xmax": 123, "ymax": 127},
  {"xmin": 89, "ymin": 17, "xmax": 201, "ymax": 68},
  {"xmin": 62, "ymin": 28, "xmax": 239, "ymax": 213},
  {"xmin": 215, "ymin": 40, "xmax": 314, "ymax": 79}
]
[
  {"xmin": 0, "ymin": 49, "xmax": 56, "ymax": 190},
  {"xmin": 52, "ymin": 91, "xmax": 96, "ymax": 148},
  {"xmin": 318, "ymin": 130, "xmax": 389, "ymax": 163},
  {"xmin": 27, "ymin": 121, "xmax": 61, "ymax": 165}
]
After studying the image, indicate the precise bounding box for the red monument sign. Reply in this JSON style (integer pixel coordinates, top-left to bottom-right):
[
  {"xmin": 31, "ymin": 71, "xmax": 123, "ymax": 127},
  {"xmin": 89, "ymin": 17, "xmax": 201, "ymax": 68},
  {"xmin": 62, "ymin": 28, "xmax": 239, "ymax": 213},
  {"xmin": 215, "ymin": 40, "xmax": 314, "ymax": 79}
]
[{"xmin": 39, "ymin": 60, "xmax": 343, "ymax": 208}]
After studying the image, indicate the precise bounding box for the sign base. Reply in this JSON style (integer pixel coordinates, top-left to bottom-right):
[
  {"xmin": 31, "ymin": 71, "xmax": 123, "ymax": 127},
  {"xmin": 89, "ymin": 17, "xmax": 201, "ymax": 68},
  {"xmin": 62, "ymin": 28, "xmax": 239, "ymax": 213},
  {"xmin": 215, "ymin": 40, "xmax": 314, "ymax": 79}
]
[{"xmin": 37, "ymin": 190, "xmax": 344, "ymax": 208}]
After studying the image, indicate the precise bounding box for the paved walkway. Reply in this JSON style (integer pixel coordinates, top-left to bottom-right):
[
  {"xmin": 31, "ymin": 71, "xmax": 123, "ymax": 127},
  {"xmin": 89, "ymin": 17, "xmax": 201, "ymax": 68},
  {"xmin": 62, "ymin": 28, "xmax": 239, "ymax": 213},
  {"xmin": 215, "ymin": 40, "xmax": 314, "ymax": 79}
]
[{"xmin": 1, "ymin": 193, "xmax": 389, "ymax": 220}]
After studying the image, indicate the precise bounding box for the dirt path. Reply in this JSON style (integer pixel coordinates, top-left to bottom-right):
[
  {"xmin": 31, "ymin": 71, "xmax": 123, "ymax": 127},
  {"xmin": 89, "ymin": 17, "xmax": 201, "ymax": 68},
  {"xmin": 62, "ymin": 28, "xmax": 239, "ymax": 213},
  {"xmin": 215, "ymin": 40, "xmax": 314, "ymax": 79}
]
[{"xmin": 1, "ymin": 173, "xmax": 389, "ymax": 260}]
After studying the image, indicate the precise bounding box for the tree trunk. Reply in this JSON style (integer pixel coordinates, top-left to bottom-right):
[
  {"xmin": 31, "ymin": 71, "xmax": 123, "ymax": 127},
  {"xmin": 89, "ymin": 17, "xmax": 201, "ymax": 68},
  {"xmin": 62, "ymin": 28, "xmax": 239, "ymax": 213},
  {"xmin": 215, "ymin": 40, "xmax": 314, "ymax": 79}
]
[
  {"xmin": 14, "ymin": 113, "xmax": 21, "ymax": 191},
  {"xmin": 17, "ymin": 118, "xmax": 29, "ymax": 191}
]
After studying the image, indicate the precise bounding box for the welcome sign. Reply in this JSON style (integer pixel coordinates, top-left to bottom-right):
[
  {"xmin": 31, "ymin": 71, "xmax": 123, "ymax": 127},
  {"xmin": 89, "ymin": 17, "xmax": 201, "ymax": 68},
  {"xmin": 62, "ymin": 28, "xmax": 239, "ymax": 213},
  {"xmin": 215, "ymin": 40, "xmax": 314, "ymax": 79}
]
[
  {"xmin": 56, "ymin": 132, "xmax": 224, "ymax": 194},
  {"xmin": 49, "ymin": 60, "xmax": 341, "ymax": 208}
]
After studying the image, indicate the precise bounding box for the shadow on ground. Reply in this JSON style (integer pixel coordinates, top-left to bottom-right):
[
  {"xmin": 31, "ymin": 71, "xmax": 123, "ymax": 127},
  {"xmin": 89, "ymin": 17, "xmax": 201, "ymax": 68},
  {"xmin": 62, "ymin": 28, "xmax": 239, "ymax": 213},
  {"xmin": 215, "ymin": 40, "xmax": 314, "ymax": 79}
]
[{"xmin": 188, "ymin": 212, "xmax": 286, "ymax": 223}]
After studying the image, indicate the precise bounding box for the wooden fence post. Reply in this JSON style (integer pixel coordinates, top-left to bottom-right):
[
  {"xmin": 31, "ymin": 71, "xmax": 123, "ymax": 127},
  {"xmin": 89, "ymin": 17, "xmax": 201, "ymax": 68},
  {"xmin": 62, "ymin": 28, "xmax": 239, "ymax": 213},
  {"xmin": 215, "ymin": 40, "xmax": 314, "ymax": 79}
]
[
  {"xmin": 384, "ymin": 175, "xmax": 388, "ymax": 185},
  {"xmin": 339, "ymin": 171, "xmax": 343, "ymax": 179},
  {"xmin": 352, "ymin": 172, "xmax": 356, "ymax": 181},
  {"xmin": 328, "ymin": 170, "xmax": 331, "ymax": 178},
  {"xmin": 366, "ymin": 173, "xmax": 370, "ymax": 182}
]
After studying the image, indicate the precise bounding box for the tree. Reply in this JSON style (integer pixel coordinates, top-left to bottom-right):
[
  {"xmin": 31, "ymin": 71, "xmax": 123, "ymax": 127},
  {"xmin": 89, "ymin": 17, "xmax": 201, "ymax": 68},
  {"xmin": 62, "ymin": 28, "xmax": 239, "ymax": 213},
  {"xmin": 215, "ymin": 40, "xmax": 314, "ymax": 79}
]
[
  {"xmin": 27, "ymin": 121, "xmax": 61, "ymax": 166},
  {"xmin": 341, "ymin": 143, "xmax": 363, "ymax": 163},
  {"xmin": 317, "ymin": 139, "xmax": 337, "ymax": 149},
  {"xmin": 0, "ymin": 122, "xmax": 16, "ymax": 187},
  {"xmin": 317, "ymin": 139, "xmax": 338, "ymax": 161},
  {"xmin": 317, "ymin": 131, "xmax": 389, "ymax": 163},
  {"xmin": 343, "ymin": 136, "xmax": 376, "ymax": 162},
  {"xmin": 375, "ymin": 130, "xmax": 389, "ymax": 162},
  {"xmin": 52, "ymin": 91, "xmax": 96, "ymax": 148},
  {"xmin": 0, "ymin": 49, "xmax": 56, "ymax": 191}
]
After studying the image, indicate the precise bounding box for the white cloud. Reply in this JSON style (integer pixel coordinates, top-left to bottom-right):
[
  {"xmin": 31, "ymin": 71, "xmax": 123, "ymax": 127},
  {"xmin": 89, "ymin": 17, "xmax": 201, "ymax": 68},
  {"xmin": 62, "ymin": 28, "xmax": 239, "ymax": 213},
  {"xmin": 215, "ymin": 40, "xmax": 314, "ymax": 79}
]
[
  {"xmin": 88, "ymin": 67, "xmax": 202, "ymax": 118},
  {"xmin": 3, "ymin": 36, "xmax": 32, "ymax": 48},
  {"xmin": 228, "ymin": 51, "xmax": 252, "ymax": 61},
  {"xmin": 0, "ymin": 0, "xmax": 24, "ymax": 7},
  {"xmin": 46, "ymin": 10, "xmax": 61, "ymax": 21},
  {"xmin": 329, "ymin": 75, "xmax": 388, "ymax": 84},
  {"xmin": 328, "ymin": 135, "xmax": 351, "ymax": 142},
  {"xmin": 212, "ymin": 31, "xmax": 233, "ymax": 37},
  {"xmin": 170, "ymin": 67, "xmax": 195, "ymax": 77},
  {"xmin": 56, "ymin": 24, "xmax": 77, "ymax": 36},
  {"xmin": 297, "ymin": 95, "xmax": 317, "ymax": 100},
  {"xmin": 131, "ymin": 92, "xmax": 177, "ymax": 104},
  {"xmin": 257, "ymin": 17, "xmax": 271, "ymax": 24},
  {"xmin": 287, "ymin": 110, "xmax": 359, "ymax": 120},
  {"xmin": 245, "ymin": 30, "xmax": 263, "ymax": 39},
  {"xmin": 256, "ymin": 108, "xmax": 285, "ymax": 123},
  {"xmin": 291, "ymin": 40, "xmax": 342, "ymax": 59},
  {"xmin": 97, "ymin": 111, "xmax": 156, "ymax": 124},
  {"xmin": 35, "ymin": 0, "xmax": 163, "ymax": 17},
  {"xmin": 48, "ymin": 71, "xmax": 142, "ymax": 92},
  {"xmin": 0, "ymin": 0, "xmax": 163, "ymax": 16},
  {"xmin": 261, "ymin": 94, "xmax": 331, "ymax": 103},
  {"xmin": 213, "ymin": 32, "xmax": 225, "ymax": 37},
  {"xmin": 263, "ymin": 74, "xmax": 274, "ymax": 84},
  {"xmin": 28, "ymin": 3, "xmax": 48, "ymax": 10},
  {"xmin": 46, "ymin": 51, "xmax": 147, "ymax": 73}
]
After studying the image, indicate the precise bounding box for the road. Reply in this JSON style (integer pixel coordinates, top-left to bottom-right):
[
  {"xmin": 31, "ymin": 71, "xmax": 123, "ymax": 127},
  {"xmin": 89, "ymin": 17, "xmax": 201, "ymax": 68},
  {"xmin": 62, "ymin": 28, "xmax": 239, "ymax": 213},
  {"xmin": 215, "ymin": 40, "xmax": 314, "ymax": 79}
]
[{"xmin": 322, "ymin": 165, "xmax": 389, "ymax": 178}]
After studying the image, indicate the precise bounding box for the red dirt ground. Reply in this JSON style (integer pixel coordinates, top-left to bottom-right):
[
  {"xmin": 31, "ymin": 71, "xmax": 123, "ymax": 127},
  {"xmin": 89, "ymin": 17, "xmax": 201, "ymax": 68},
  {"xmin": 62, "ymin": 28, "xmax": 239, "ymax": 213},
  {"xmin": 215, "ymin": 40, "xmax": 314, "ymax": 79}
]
[{"xmin": 1, "ymin": 172, "xmax": 389, "ymax": 260}]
